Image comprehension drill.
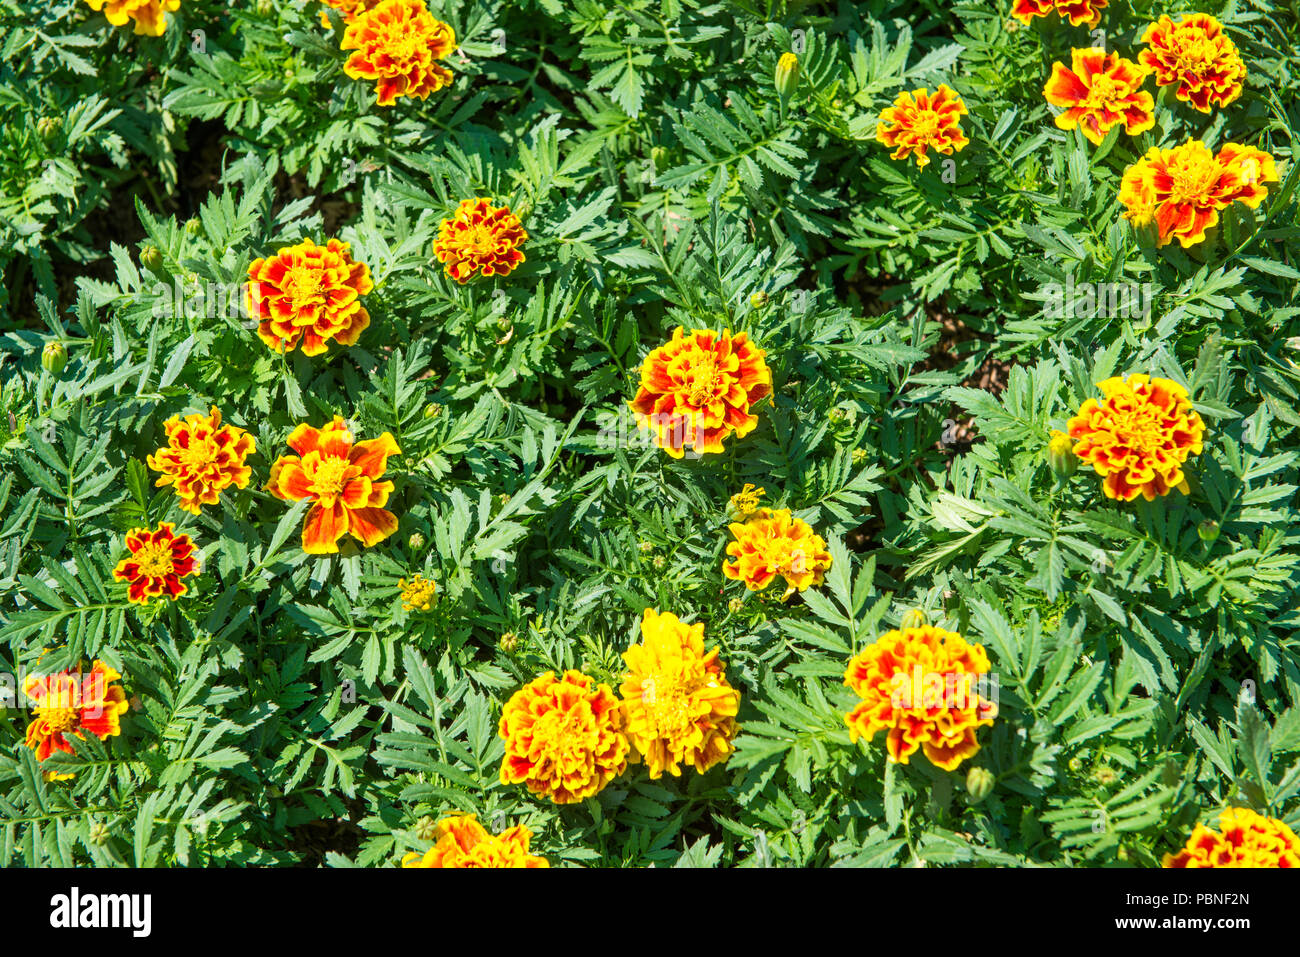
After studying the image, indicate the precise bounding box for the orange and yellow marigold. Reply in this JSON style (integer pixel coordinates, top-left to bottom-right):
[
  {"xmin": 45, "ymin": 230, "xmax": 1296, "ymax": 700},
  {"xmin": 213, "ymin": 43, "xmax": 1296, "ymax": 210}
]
[
  {"xmin": 1140, "ymin": 14, "xmax": 1246, "ymax": 112},
  {"xmin": 147, "ymin": 407, "xmax": 255, "ymax": 514},
  {"xmin": 245, "ymin": 238, "xmax": 373, "ymax": 356},
  {"xmin": 268, "ymin": 416, "xmax": 401, "ymax": 554},
  {"xmin": 341, "ymin": 0, "xmax": 456, "ymax": 107},
  {"xmin": 24, "ymin": 660, "xmax": 129, "ymax": 779},
  {"xmin": 1066, "ymin": 374, "xmax": 1205, "ymax": 502},
  {"xmin": 875, "ymin": 85, "xmax": 969, "ymax": 170},
  {"xmin": 724, "ymin": 507, "xmax": 831, "ymax": 600},
  {"xmin": 82, "ymin": 0, "xmax": 179, "ymax": 36},
  {"xmin": 1042, "ymin": 48, "xmax": 1155, "ymax": 146},
  {"xmin": 844, "ymin": 624, "xmax": 997, "ymax": 771},
  {"xmin": 318, "ymin": 0, "xmax": 381, "ymax": 28},
  {"xmin": 629, "ymin": 327, "xmax": 772, "ymax": 459},
  {"xmin": 1163, "ymin": 808, "xmax": 1299, "ymax": 868},
  {"xmin": 402, "ymin": 814, "xmax": 548, "ymax": 868},
  {"xmin": 113, "ymin": 523, "xmax": 200, "ymax": 604},
  {"xmin": 1119, "ymin": 140, "xmax": 1277, "ymax": 248},
  {"xmin": 1010, "ymin": 0, "xmax": 1106, "ymax": 28},
  {"xmin": 618, "ymin": 609, "xmax": 740, "ymax": 779},
  {"xmin": 498, "ymin": 670, "xmax": 630, "ymax": 804},
  {"xmin": 432, "ymin": 199, "xmax": 528, "ymax": 283}
]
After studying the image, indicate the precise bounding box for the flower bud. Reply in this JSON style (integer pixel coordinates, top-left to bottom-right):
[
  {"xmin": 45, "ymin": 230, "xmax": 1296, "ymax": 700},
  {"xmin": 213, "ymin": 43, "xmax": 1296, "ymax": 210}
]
[
  {"xmin": 90, "ymin": 821, "xmax": 111, "ymax": 846},
  {"xmin": 140, "ymin": 245, "xmax": 163, "ymax": 273},
  {"xmin": 184, "ymin": 217, "xmax": 202, "ymax": 237},
  {"xmin": 965, "ymin": 766, "xmax": 995, "ymax": 803},
  {"xmin": 1197, "ymin": 519, "xmax": 1219, "ymax": 542},
  {"xmin": 750, "ymin": 291, "xmax": 770, "ymax": 309},
  {"xmin": 413, "ymin": 815, "xmax": 438, "ymax": 841},
  {"xmin": 407, "ymin": 532, "xmax": 425, "ymax": 551},
  {"xmin": 775, "ymin": 52, "xmax": 800, "ymax": 102},
  {"xmin": 728, "ymin": 597, "xmax": 744, "ymax": 614},
  {"xmin": 423, "ymin": 402, "xmax": 442, "ymax": 420},
  {"xmin": 650, "ymin": 145, "xmax": 669, "ymax": 173},
  {"xmin": 37, "ymin": 116, "xmax": 62, "ymax": 141},
  {"xmin": 1047, "ymin": 429, "xmax": 1077, "ymax": 479},
  {"xmin": 851, "ymin": 448, "xmax": 868, "ymax": 465},
  {"xmin": 499, "ymin": 631, "xmax": 519, "ymax": 653},
  {"xmin": 41, "ymin": 341, "xmax": 67, "ymax": 375},
  {"xmin": 900, "ymin": 608, "xmax": 926, "ymax": 629}
]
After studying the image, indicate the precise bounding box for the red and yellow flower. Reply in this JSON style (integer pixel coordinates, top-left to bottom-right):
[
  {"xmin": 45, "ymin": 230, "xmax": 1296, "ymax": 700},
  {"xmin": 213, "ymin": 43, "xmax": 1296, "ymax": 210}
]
[
  {"xmin": 1164, "ymin": 808, "xmax": 1299, "ymax": 868},
  {"xmin": 1119, "ymin": 140, "xmax": 1278, "ymax": 248},
  {"xmin": 1066, "ymin": 374, "xmax": 1206, "ymax": 502},
  {"xmin": 618, "ymin": 609, "xmax": 740, "ymax": 779},
  {"xmin": 268, "ymin": 417, "xmax": 401, "ymax": 554},
  {"xmin": 498, "ymin": 670, "xmax": 630, "ymax": 804},
  {"xmin": 146, "ymin": 407, "xmax": 256, "ymax": 514},
  {"xmin": 402, "ymin": 814, "xmax": 548, "ymax": 868},
  {"xmin": 724, "ymin": 507, "xmax": 832, "ymax": 600},
  {"xmin": 432, "ymin": 199, "xmax": 529, "ymax": 283},
  {"xmin": 628, "ymin": 327, "xmax": 772, "ymax": 458},
  {"xmin": 24, "ymin": 660, "xmax": 129, "ymax": 779},
  {"xmin": 318, "ymin": 0, "xmax": 381, "ymax": 28},
  {"xmin": 82, "ymin": 0, "xmax": 179, "ymax": 36},
  {"xmin": 875, "ymin": 85, "xmax": 969, "ymax": 170},
  {"xmin": 1010, "ymin": 0, "xmax": 1106, "ymax": 28},
  {"xmin": 113, "ymin": 523, "xmax": 200, "ymax": 604},
  {"xmin": 844, "ymin": 625, "xmax": 997, "ymax": 771},
  {"xmin": 1042, "ymin": 48, "xmax": 1155, "ymax": 146},
  {"xmin": 1139, "ymin": 14, "xmax": 1246, "ymax": 112},
  {"xmin": 340, "ymin": 0, "xmax": 456, "ymax": 107},
  {"xmin": 245, "ymin": 238, "xmax": 373, "ymax": 356}
]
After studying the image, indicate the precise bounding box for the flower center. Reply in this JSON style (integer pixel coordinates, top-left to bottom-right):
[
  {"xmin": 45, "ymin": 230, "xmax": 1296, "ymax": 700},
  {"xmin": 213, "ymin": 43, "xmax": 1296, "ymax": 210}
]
[
  {"xmin": 1173, "ymin": 38, "xmax": 1218, "ymax": 76},
  {"xmin": 911, "ymin": 112, "xmax": 941, "ymax": 140},
  {"xmin": 1109, "ymin": 407, "xmax": 1168, "ymax": 453},
  {"xmin": 686, "ymin": 355, "xmax": 720, "ymax": 407},
  {"xmin": 1085, "ymin": 73, "xmax": 1124, "ymax": 110},
  {"xmin": 282, "ymin": 265, "xmax": 325, "ymax": 309},
  {"xmin": 644, "ymin": 677, "xmax": 695, "ymax": 738},
  {"xmin": 133, "ymin": 540, "xmax": 176, "ymax": 579},
  {"xmin": 311, "ymin": 455, "xmax": 352, "ymax": 500},
  {"xmin": 1166, "ymin": 150, "xmax": 1220, "ymax": 204},
  {"xmin": 180, "ymin": 436, "xmax": 218, "ymax": 473}
]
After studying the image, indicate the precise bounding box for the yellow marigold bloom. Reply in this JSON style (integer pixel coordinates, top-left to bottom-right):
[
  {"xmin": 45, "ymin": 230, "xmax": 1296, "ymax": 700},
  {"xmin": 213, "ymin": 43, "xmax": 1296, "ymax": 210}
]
[
  {"xmin": 629, "ymin": 327, "xmax": 773, "ymax": 459},
  {"xmin": 498, "ymin": 670, "xmax": 630, "ymax": 804},
  {"xmin": 618, "ymin": 609, "xmax": 740, "ymax": 779},
  {"xmin": 318, "ymin": 0, "xmax": 381, "ymax": 28},
  {"xmin": 1042, "ymin": 49, "xmax": 1155, "ymax": 146},
  {"xmin": 728, "ymin": 483, "xmax": 765, "ymax": 520},
  {"xmin": 723, "ymin": 507, "xmax": 831, "ymax": 600},
  {"xmin": 401, "ymin": 814, "xmax": 548, "ymax": 868},
  {"xmin": 1066, "ymin": 374, "xmax": 1205, "ymax": 502},
  {"xmin": 24, "ymin": 660, "xmax": 129, "ymax": 780},
  {"xmin": 1010, "ymin": 0, "xmax": 1106, "ymax": 28},
  {"xmin": 844, "ymin": 625, "xmax": 997, "ymax": 771},
  {"xmin": 1140, "ymin": 14, "xmax": 1246, "ymax": 112},
  {"xmin": 1163, "ymin": 808, "xmax": 1300, "ymax": 868},
  {"xmin": 398, "ymin": 574, "xmax": 436, "ymax": 611},
  {"xmin": 146, "ymin": 407, "xmax": 256, "ymax": 514},
  {"xmin": 341, "ymin": 0, "xmax": 455, "ymax": 107},
  {"xmin": 875, "ymin": 85, "xmax": 970, "ymax": 170},
  {"xmin": 1118, "ymin": 140, "xmax": 1278, "ymax": 248},
  {"xmin": 245, "ymin": 238, "xmax": 373, "ymax": 356},
  {"xmin": 267, "ymin": 416, "xmax": 401, "ymax": 554},
  {"xmin": 82, "ymin": 0, "xmax": 179, "ymax": 36},
  {"xmin": 432, "ymin": 199, "xmax": 529, "ymax": 283},
  {"xmin": 112, "ymin": 522, "xmax": 200, "ymax": 604}
]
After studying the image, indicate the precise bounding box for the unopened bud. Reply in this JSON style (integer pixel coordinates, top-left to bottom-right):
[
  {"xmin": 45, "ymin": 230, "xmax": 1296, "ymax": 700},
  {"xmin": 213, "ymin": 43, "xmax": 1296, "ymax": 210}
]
[
  {"xmin": 1047, "ymin": 430, "xmax": 1077, "ymax": 479},
  {"xmin": 499, "ymin": 631, "xmax": 519, "ymax": 653},
  {"xmin": 37, "ymin": 116, "xmax": 62, "ymax": 141},
  {"xmin": 413, "ymin": 815, "xmax": 438, "ymax": 841},
  {"xmin": 965, "ymin": 767, "xmax": 995, "ymax": 803},
  {"xmin": 750, "ymin": 291, "xmax": 770, "ymax": 309},
  {"xmin": 900, "ymin": 608, "xmax": 926, "ymax": 629},
  {"xmin": 1197, "ymin": 519, "xmax": 1219, "ymax": 542},
  {"xmin": 423, "ymin": 402, "xmax": 442, "ymax": 420},
  {"xmin": 407, "ymin": 532, "xmax": 425, "ymax": 550},
  {"xmin": 775, "ymin": 52, "xmax": 800, "ymax": 102},
  {"xmin": 140, "ymin": 245, "xmax": 163, "ymax": 272},
  {"xmin": 41, "ymin": 341, "xmax": 67, "ymax": 375},
  {"xmin": 184, "ymin": 217, "xmax": 202, "ymax": 237}
]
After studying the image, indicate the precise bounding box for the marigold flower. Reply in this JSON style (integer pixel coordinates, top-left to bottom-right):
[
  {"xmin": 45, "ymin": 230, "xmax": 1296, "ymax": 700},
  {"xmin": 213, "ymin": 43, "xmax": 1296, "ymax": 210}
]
[
  {"xmin": 113, "ymin": 523, "xmax": 199, "ymax": 604},
  {"xmin": 875, "ymin": 85, "xmax": 970, "ymax": 170},
  {"xmin": 1042, "ymin": 49, "xmax": 1155, "ymax": 146},
  {"xmin": 146, "ymin": 407, "xmax": 255, "ymax": 514},
  {"xmin": 82, "ymin": 0, "xmax": 179, "ymax": 36},
  {"xmin": 432, "ymin": 199, "xmax": 528, "ymax": 283},
  {"xmin": 318, "ymin": 0, "xmax": 381, "ymax": 28},
  {"xmin": 1118, "ymin": 140, "xmax": 1278, "ymax": 248},
  {"xmin": 1010, "ymin": 0, "xmax": 1106, "ymax": 28},
  {"xmin": 1066, "ymin": 374, "xmax": 1205, "ymax": 502},
  {"xmin": 628, "ymin": 327, "xmax": 772, "ymax": 458},
  {"xmin": 618, "ymin": 609, "xmax": 740, "ymax": 779},
  {"xmin": 245, "ymin": 238, "xmax": 373, "ymax": 357},
  {"xmin": 1163, "ymin": 808, "xmax": 1299, "ymax": 868},
  {"xmin": 24, "ymin": 661, "xmax": 129, "ymax": 780},
  {"xmin": 844, "ymin": 625, "xmax": 998, "ymax": 771},
  {"xmin": 728, "ymin": 483, "xmax": 765, "ymax": 520},
  {"xmin": 402, "ymin": 814, "xmax": 548, "ymax": 868},
  {"xmin": 1139, "ymin": 14, "xmax": 1246, "ymax": 112},
  {"xmin": 268, "ymin": 416, "xmax": 401, "ymax": 554},
  {"xmin": 399, "ymin": 574, "xmax": 436, "ymax": 611},
  {"xmin": 341, "ymin": 0, "xmax": 456, "ymax": 107},
  {"xmin": 498, "ymin": 670, "xmax": 630, "ymax": 804},
  {"xmin": 723, "ymin": 508, "xmax": 832, "ymax": 600}
]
